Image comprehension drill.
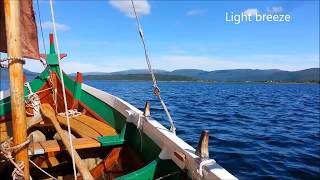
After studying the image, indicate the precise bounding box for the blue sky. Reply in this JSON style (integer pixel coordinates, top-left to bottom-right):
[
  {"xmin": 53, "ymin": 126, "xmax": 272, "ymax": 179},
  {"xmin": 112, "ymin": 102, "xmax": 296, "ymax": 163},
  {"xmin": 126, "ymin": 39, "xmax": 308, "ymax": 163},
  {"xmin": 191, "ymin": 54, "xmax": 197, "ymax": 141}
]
[{"xmin": 25, "ymin": 0, "xmax": 319, "ymax": 73}]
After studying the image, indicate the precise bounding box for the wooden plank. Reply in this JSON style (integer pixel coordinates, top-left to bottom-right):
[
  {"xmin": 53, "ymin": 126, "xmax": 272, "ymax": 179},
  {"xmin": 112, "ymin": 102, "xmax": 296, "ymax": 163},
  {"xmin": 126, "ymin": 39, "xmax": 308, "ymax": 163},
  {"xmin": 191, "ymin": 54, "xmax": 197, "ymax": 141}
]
[
  {"xmin": 0, "ymin": 121, "xmax": 9, "ymax": 142},
  {"xmin": 40, "ymin": 140, "xmax": 61, "ymax": 152},
  {"xmin": 57, "ymin": 116, "xmax": 101, "ymax": 139},
  {"xmin": 30, "ymin": 138, "xmax": 101, "ymax": 154},
  {"xmin": 72, "ymin": 137, "xmax": 101, "ymax": 149},
  {"xmin": 74, "ymin": 115, "xmax": 117, "ymax": 136}
]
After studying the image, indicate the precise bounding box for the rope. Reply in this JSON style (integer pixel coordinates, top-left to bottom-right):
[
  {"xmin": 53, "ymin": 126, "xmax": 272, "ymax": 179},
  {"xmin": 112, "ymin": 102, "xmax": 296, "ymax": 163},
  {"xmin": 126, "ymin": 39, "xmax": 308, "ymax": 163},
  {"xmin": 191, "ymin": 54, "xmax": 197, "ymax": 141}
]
[
  {"xmin": 0, "ymin": 136, "xmax": 32, "ymax": 180},
  {"xmin": 154, "ymin": 171, "xmax": 182, "ymax": 180},
  {"xmin": 130, "ymin": 0, "xmax": 176, "ymax": 134},
  {"xmin": 58, "ymin": 109, "xmax": 81, "ymax": 117},
  {"xmin": 196, "ymin": 159, "xmax": 215, "ymax": 178},
  {"xmin": 36, "ymin": 0, "xmax": 47, "ymax": 54},
  {"xmin": 137, "ymin": 114, "xmax": 145, "ymax": 152},
  {"xmin": 29, "ymin": 160, "xmax": 57, "ymax": 180},
  {"xmin": 49, "ymin": 0, "xmax": 77, "ymax": 179},
  {"xmin": 25, "ymin": 82, "xmax": 41, "ymax": 117}
]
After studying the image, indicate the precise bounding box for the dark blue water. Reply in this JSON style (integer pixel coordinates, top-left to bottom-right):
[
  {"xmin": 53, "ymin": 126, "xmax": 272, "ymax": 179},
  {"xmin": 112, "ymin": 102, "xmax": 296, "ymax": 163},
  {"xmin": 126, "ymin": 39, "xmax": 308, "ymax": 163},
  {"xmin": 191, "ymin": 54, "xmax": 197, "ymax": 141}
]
[{"xmin": 1, "ymin": 80, "xmax": 320, "ymax": 179}]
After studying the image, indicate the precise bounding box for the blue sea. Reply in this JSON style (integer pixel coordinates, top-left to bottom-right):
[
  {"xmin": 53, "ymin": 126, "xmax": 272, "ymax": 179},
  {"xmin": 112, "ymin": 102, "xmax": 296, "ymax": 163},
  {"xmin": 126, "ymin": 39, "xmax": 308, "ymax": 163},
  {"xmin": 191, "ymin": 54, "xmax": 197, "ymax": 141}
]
[{"xmin": 1, "ymin": 80, "xmax": 320, "ymax": 179}]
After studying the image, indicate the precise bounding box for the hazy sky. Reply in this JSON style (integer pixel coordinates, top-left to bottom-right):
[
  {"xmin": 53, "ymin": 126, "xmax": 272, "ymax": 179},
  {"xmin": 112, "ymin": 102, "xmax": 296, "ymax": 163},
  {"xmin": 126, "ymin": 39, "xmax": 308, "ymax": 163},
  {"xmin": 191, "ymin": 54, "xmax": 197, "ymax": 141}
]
[{"xmin": 24, "ymin": 0, "xmax": 319, "ymax": 73}]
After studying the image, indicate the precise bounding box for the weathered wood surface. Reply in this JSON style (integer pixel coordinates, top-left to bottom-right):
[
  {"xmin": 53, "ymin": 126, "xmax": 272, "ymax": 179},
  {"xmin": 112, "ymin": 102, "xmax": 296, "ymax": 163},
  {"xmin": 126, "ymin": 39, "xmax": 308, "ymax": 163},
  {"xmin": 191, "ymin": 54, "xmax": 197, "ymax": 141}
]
[
  {"xmin": 4, "ymin": 0, "xmax": 29, "ymax": 178},
  {"xmin": 30, "ymin": 137, "xmax": 101, "ymax": 154}
]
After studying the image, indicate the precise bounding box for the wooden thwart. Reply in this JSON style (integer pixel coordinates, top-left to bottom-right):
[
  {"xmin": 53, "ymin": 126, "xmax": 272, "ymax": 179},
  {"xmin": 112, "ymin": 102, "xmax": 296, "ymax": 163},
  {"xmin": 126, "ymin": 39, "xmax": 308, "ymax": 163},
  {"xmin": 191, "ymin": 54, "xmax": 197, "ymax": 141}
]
[
  {"xmin": 26, "ymin": 112, "xmax": 117, "ymax": 139},
  {"xmin": 30, "ymin": 137, "xmax": 101, "ymax": 154}
]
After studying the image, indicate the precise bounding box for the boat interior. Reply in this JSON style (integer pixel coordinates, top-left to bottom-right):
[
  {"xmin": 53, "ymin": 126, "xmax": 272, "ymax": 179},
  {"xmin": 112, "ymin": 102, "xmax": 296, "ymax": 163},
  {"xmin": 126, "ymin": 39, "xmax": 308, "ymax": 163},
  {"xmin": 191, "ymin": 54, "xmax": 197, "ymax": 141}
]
[{"xmin": 0, "ymin": 46, "xmax": 184, "ymax": 179}]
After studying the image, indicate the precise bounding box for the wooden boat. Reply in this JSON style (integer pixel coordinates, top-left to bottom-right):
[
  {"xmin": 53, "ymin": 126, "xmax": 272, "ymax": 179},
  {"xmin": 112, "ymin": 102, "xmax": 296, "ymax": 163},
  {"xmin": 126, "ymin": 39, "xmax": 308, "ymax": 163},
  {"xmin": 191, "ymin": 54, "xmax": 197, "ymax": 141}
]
[{"xmin": 0, "ymin": 0, "xmax": 237, "ymax": 179}]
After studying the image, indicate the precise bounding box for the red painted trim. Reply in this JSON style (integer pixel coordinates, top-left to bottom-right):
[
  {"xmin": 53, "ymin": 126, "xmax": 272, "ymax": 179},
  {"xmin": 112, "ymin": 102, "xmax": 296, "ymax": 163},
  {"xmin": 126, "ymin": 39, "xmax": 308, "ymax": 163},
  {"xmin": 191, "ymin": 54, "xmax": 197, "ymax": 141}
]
[
  {"xmin": 23, "ymin": 73, "xmax": 27, "ymax": 83},
  {"xmin": 59, "ymin": 54, "xmax": 67, "ymax": 60},
  {"xmin": 40, "ymin": 54, "xmax": 47, "ymax": 60},
  {"xmin": 75, "ymin": 72, "xmax": 83, "ymax": 83},
  {"xmin": 0, "ymin": 113, "xmax": 11, "ymax": 123},
  {"xmin": 50, "ymin": 33, "xmax": 54, "ymax": 45}
]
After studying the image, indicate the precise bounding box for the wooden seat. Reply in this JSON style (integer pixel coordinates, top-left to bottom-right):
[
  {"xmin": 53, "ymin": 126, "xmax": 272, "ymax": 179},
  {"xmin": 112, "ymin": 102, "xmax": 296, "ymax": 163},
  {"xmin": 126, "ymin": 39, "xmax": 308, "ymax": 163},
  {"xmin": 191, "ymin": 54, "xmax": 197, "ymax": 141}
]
[
  {"xmin": 29, "ymin": 137, "xmax": 101, "ymax": 155},
  {"xmin": 59, "ymin": 114, "xmax": 117, "ymax": 136},
  {"xmin": 26, "ymin": 113, "xmax": 118, "ymax": 139}
]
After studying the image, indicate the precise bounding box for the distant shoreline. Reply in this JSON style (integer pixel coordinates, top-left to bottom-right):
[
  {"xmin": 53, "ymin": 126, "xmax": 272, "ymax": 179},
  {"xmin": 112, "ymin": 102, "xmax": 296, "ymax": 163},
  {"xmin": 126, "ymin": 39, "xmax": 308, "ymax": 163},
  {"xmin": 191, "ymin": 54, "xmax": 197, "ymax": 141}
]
[
  {"xmin": 82, "ymin": 79, "xmax": 320, "ymax": 84},
  {"xmin": 0, "ymin": 78, "xmax": 319, "ymax": 85}
]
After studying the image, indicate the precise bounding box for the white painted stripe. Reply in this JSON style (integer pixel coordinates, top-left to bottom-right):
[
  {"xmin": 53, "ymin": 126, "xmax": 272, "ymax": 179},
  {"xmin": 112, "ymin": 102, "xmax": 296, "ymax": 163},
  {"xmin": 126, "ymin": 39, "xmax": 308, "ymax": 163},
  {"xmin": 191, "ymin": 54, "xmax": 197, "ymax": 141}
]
[{"xmin": 0, "ymin": 89, "xmax": 10, "ymax": 100}]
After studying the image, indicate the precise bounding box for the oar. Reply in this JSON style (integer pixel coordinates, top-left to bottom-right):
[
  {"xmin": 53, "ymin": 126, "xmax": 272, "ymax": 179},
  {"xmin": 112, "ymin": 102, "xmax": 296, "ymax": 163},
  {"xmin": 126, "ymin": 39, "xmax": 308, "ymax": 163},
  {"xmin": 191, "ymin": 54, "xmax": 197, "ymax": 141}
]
[{"xmin": 40, "ymin": 103, "xmax": 93, "ymax": 180}]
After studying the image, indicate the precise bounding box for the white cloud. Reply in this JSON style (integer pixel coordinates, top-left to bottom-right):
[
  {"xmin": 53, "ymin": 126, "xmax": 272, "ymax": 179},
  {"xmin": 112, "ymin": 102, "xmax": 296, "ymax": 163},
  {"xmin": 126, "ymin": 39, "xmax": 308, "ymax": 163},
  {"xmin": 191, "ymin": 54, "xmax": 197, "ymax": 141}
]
[
  {"xmin": 24, "ymin": 59, "xmax": 47, "ymax": 72},
  {"xmin": 186, "ymin": 9, "xmax": 204, "ymax": 16},
  {"xmin": 152, "ymin": 54, "xmax": 319, "ymax": 71},
  {"xmin": 40, "ymin": 21, "xmax": 70, "ymax": 31},
  {"xmin": 267, "ymin": 6, "xmax": 284, "ymax": 14},
  {"xmin": 59, "ymin": 62, "xmax": 119, "ymax": 74},
  {"xmin": 109, "ymin": 0, "xmax": 150, "ymax": 18},
  {"xmin": 243, "ymin": 8, "xmax": 259, "ymax": 16}
]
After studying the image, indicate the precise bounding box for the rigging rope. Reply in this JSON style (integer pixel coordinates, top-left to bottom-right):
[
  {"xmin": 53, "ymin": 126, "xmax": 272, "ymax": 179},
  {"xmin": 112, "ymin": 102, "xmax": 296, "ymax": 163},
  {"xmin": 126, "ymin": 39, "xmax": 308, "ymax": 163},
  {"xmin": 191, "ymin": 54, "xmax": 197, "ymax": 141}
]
[
  {"xmin": 36, "ymin": 0, "xmax": 47, "ymax": 54},
  {"xmin": 49, "ymin": 0, "xmax": 78, "ymax": 179},
  {"xmin": 29, "ymin": 160, "xmax": 57, "ymax": 180},
  {"xmin": 130, "ymin": 0, "xmax": 176, "ymax": 134}
]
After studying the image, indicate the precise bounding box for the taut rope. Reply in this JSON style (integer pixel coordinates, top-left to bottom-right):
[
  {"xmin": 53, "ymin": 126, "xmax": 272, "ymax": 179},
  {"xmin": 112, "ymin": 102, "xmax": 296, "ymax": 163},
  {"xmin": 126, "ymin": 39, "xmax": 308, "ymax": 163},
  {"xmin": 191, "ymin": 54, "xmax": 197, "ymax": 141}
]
[
  {"xmin": 130, "ymin": 0, "xmax": 177, "ymax": 134},
  {"xmin": 49, "ymin": 0, "xmax": 78, "ymax": 179}
]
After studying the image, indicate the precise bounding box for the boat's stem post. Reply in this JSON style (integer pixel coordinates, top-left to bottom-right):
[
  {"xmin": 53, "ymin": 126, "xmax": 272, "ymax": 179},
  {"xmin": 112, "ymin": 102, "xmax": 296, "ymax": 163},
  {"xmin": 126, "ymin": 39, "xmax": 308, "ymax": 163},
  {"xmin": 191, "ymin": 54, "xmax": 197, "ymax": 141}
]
[
  {"xmin": 4, "ymin": 0, "xmax": 29, "ymax": 179},
  {"xmin": 195, "ymin": 130, "xmax": 209, "ymax": 159}
]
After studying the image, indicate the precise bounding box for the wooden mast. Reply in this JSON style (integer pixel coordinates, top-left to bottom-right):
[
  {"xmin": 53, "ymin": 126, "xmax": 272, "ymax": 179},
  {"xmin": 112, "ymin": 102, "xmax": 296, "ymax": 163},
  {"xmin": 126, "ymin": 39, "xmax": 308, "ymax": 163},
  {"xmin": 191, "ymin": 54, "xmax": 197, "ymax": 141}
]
[{"xmin": 4, "ymin": 0, "xmax": 30, "ymax": 179}]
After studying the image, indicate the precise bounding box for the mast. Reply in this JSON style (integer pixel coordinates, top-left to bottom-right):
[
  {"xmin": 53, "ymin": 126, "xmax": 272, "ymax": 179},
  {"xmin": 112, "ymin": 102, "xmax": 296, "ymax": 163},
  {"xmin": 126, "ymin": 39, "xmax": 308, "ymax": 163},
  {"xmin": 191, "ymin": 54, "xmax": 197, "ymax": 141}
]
[{"xmin": 4, "ymin": 0, "xmax": 30, "ymax": 179}]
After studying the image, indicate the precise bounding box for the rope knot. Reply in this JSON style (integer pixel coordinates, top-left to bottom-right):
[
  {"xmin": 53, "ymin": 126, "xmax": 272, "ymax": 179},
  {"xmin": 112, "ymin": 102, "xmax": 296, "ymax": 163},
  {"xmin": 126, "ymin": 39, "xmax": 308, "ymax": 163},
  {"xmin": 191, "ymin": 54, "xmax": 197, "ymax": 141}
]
[
  {"xmin": 0, "ymin": 136, "xmax": 31, "ymax": 180},
  {"xmin": 154, "ymin": 86, "xmax": 161, "ymax": 96}
]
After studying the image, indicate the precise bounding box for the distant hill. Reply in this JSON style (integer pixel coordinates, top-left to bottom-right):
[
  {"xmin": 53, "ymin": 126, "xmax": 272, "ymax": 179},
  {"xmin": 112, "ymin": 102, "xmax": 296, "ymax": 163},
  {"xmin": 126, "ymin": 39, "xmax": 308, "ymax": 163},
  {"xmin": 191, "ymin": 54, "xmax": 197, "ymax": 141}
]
[
  {"xmin": 1, "ymin": 68, "xmax": 319, "ymax": 83},
  {"xmin": 109, "ymin": 69, "xmax": 169, "ymax": 75},
  {"xmin": 169, "ymin": 69, "xmax": 208, "ymax": 77},
  {"xmin": 83, "ymin": 74, "xmax": 197, "ymax": 81},
  {"xmin": 199, "ymin": 69, "xmax": 283, "ymax": 81},
  {"xmin": 82, "ymin": 68, "xmax": 319, "ymax": 82},
  {"xmin": 0, "ymin": 68, "xmax": 38, "ymax": 80}
]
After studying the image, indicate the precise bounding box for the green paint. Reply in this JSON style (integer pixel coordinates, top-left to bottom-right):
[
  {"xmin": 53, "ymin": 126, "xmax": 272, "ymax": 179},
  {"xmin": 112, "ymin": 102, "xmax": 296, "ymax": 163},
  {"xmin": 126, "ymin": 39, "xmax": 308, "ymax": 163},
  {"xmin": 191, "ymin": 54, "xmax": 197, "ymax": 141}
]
[
  {"xmin": 79, "ymin": 90, "xmax": 126, "ymax": 132},
  {"xmin": 116, "ymin": 159, "xmax": 158, "ymax": 180},
  {"xmin": 125, "ymin": 123, "xmax": 161, "ymax": 163},
  {"xmin": 73, "ymin": 82, "xmax": 82, "ymax": 100},
  {"xmin": 46, "ymin": 54, "xmax": 59, "ymax": 65},
  {"xmin": 47, "ymin": 34, "xmax": 59, "ymax": 65},
  {"xmin": 98, "ymin": 123, "xmax": 126, "ymax": 146},
  {"xmin": 0, "ymin": 97, "xmax": 11, "ymax": 116},
  {"xmin": 62, "ymin": 72, "xmax": 76, "ymax": 94},
  {"xmin": 154, "ymin": 159, "xmax": 184, "ymax": 180}
]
